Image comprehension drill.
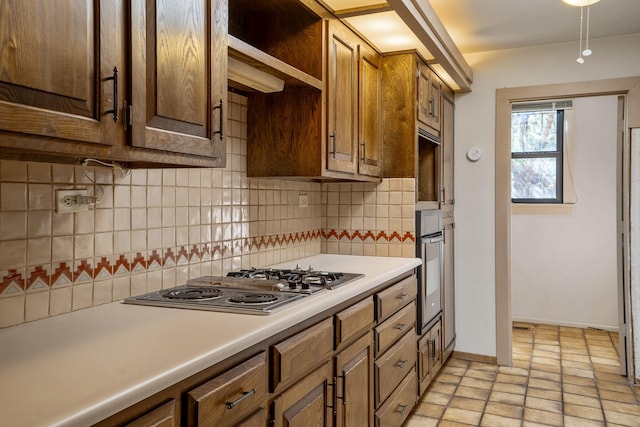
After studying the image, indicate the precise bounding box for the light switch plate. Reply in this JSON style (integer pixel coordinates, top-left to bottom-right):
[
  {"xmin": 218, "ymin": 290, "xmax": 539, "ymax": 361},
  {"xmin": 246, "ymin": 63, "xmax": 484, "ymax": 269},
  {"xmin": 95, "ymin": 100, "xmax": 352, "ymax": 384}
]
[{"xmin": 298, "ymin": 193, "xmax": 309, "ymax": 208}]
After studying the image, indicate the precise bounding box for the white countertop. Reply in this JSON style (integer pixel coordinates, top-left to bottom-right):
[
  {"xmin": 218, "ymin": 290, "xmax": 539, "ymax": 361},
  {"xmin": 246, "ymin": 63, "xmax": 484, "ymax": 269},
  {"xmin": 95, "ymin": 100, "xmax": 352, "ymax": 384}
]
[{"xmin": 0, "ymin": 255, "xmax": 420, "ymax": 427}]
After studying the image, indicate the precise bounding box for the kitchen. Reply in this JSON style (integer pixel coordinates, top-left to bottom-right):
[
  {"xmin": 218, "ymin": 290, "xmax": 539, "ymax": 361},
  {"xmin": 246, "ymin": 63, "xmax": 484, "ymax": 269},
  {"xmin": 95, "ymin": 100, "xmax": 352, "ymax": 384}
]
[{"xmin": 1, "ymin": 0, "xmax": 640, "ymax": 426}]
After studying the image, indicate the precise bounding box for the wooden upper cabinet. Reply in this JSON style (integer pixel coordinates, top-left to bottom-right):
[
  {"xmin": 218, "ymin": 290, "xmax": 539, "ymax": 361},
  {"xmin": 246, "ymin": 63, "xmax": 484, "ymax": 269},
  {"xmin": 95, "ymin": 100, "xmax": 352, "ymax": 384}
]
[
  {"xmin": 326, "ymin": 19, "xmax": 382, "ymax": 180},
  {"xmin": 326, "ymin": 20, "xmax": 358, "ymax": 175},
  {"xmin": 0, "ymin": 0, "xmax": 119, "ymax": 146},
  {"xmin": 417, "ymin": 62, "xmax": 442, "ymax": 136},
  {"xmin": 358, "ymin": 43, "xmax": 382, "ymax": 178},
  {"xmin": 130, "ymin": 0, "xmax": 227, "ymax": 162}
]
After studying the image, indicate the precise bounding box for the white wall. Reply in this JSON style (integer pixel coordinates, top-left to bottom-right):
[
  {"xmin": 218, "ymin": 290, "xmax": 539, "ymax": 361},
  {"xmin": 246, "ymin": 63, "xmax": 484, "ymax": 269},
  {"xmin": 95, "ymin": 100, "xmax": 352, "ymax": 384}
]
[
  {"xmin": 454, "ymin": 33, "xmax": 640, "ymax": 357},
  {"xmin": 511, "ymin": 96, "xmax": 618, "ymax": 330}
]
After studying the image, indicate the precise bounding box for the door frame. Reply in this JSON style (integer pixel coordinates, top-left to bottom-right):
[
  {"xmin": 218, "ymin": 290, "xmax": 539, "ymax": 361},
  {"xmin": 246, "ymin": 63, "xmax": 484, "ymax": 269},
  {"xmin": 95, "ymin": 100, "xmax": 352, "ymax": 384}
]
[{"xmin": 495, "ymin": 77, "xmax": 640, "ymax": 371}]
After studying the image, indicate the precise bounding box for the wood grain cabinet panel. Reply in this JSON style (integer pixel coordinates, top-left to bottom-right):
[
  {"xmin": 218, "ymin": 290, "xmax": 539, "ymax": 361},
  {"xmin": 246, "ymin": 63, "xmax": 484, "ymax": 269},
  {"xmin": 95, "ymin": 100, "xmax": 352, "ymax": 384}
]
[
  {"xmin": 374, "ymin": 331, "xmax": 416, "ymax": 408},
  {"xmin": 334, "ymin": 332, "xmax": 374, "ymax": 427},
  {"xmin": 374, "ymin": 302, "xmax": 416, "ymax": 356},
  {"xmin": 271, "ymin": 317, "xmax": 333, "ymax": 393},
  {"xmin": 186, "ymin": 352, "xmax": 267, "ymax": 427},
  {"xmin": 374, "ymin": 369, "xmax": 417, "ymax": 427},
  {"xmin": 270, "ymin": 361, "xmax": 334, "ymax": 427},
  {"xmin": 335, "ymin": 296, "xmax": 374, "ymax": 349},
  {"xmin": 0, "ymin": 0, "xmax": 118, "ymax": 146},
  {"xmin": 124, "ymin": 400, "xmax": 176, "ymax": 427},
  {"xmin": 418, "ymin": 319, "xmax": 442, "ymax": 395},
  {"xmin": 375, "ymin": 275, "xmax": 417, "ymax": 322},
  {"xmin": 358, "ymin": 43, "xmax": 383, "ymax": 178},
  {"xmin": 130, "ymin": 0, "xmax": 227, "ymax": 161}
]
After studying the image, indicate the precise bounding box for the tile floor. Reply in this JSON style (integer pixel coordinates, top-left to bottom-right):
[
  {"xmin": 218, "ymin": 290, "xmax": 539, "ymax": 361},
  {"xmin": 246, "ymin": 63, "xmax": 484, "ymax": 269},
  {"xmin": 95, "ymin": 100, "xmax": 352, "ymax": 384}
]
[{"xmin": 403, "ymin": 322, "xmax": 640, "ymax": 426}]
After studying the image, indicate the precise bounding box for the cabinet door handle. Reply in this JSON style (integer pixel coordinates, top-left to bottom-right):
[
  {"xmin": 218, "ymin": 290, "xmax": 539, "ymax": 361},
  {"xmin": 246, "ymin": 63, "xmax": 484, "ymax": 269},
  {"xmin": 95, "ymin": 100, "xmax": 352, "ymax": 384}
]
[
  {"xmin": 429, "ymin": 97, "xmax": 435, "ymax": 118},
  {"xmin": 429, "ymin": 339, "xmax": 436, "ymax": 358},
  {"xmin": 395, "ymin": 404, "xmax": 408, "ymax": 415},
  {"xmin": 395, "ymin": 359, "xmax": 407, "ymax": 368},
  {"xmin": 225, "ymin": 389, "xmax": 255, "ymax": 409},
  {"xmin": 396, "ymin": 292, "xmax": 409, "ymax": 300},
  {"xmin": 106, "ymin": 66, "xmax": 119, "ymax": 123},
  {"xmin": 360, "ymin": 140, "xmax": 366, "ymax": 162},
  {"xmin": 330, "ymin": 130, "xmax": 337, "ymax": 158},
  {"xmin": 213, "ymin": 99, "xmax": 224, "ymax": 141},
  {"xmin": 393, "ymin": 323, "xmax": 407, "ymax": 331}
]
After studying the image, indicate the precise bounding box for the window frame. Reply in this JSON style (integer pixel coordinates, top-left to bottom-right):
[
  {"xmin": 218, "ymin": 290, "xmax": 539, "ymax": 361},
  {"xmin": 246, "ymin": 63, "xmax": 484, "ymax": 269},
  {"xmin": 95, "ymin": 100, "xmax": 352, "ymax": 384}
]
[{"xmin": 510, "ymin": 107, "xmax": 564, "ymax": 204}]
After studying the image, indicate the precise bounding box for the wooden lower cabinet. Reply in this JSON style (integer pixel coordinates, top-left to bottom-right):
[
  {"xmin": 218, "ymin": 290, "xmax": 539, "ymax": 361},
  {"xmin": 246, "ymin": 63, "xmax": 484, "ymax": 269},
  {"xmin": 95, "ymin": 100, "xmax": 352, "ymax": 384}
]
[
  {"xmin": 186, "ymin": 352, "xmax": 267, "ymax": 427},
  {"xmin": 374, "ymin": 369, "xmax": 417, "ymax": 427},
  {"xmin": 334, "ymin": 332, "xmax": 374, "ymax": 427},
  {"xmin": 418, "ymin": 319, "xmax": 442, "ymax": 395},
  {"xmin": 124, "ymin": 400, "xmax": 176, "ymax": 427},
  {"xmin": 270, "ymin": 361, "xmax": 334, "ymax": 427}
]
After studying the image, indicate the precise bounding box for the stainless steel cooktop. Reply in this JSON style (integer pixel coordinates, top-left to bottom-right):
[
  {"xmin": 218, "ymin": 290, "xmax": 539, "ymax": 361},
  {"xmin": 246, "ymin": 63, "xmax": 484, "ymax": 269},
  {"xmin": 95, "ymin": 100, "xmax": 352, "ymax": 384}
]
[{"xmin": 123, "ymin": 267, "xmax": 364, "ymax": 315}]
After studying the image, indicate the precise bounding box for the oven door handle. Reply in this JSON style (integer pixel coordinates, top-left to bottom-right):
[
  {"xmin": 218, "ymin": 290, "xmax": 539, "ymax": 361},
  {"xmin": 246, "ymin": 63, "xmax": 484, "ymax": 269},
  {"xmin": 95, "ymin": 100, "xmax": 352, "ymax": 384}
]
[{"xmin": 422, "ymin": 234, "xmax": 444, "ymax": 244}]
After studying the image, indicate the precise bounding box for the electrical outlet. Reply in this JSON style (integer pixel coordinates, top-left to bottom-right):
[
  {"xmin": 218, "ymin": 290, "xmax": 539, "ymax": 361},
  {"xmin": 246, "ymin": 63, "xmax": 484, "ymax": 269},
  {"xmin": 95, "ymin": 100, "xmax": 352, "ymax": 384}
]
[
  {"xmin": 56, "ymin": 189, "xmax": 90, "ymax": 213},
  {"xmin": 298, "ymin": 193, "xmax": 309, "ymax": 208}
]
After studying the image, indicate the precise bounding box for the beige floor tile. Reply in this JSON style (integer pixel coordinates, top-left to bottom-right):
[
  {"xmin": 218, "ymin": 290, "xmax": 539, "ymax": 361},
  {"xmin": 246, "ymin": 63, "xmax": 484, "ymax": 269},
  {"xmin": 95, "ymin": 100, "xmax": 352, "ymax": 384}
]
[
  {"xmin": 513, "ymin": 359, "xmax": 531, "ymax": 369},
  {"xmin": 562, "ymin": 353, "xmax": 591, "ymax": 363},
  {"xmin": 412, "ymin": 402, "xmax": 446, "ymax": 418},
  {"xmin": 492, "ymin": 382, "xmax": 527, "ymax": 395},
  {"xmin": 422, "ymin": 391, "xmax": 452, "ymax": 406},
  {"xmin": 480, "ymin": 413, "xmax": 521, "ymax": 427},
  {"xmin": 459, "ymin": 376, "xmax": 494, "ymax": 389},
  {"xmin": 563, "ymin": 374, "xmax": 596, "ymax": 386},
  {"xmin": 526, "ymin": 387, "xmax": 562, "ymax": 402},
  {"xmin": 529, "ymin": 369, "xmax": 561, "ymax": 382},
  {"xmin": 563, "ymin": 366, "xmax": 595, "ymax": 379},
  {"xmin": 563, "ymin": 415, "xmax": 606, "ymax": 426},
  {"xmin": 440, "ymin": 365, "xmax": 467, "ymax": 376},
  {"xmin": 496, "ymin": 373, "xmax": 528, "ymax": 385},
  {"xmin": 438, "ymin": 420, "xmax": 475, "ymax": 427},
  {"xmin": 449, "ymin": 396, "xmax": 487, "ymax": 412},
  {"xmin": 598, "ymin": 380, "xmax": 636, "ymax": 394},
  {"xmin": 427, "ymin": 381, "xmax": 457, "ymax": 395},
  {"xmin": 600, "ymin": 389, "xmax": 638, "ymax": 404},
  {"xmin": 562, "ymin": 359, "xmax": 595, "ymax": 370},
  {"xmin": 466, "ymin": 368, "xmax": 497, "ymax": 381},
  {"xmin": 525, "ymin": 396, "xmax": 563, "ymax": 413},
  {"xmin": 484, "ymin": 401, "xmax": 524, "ymax": 419},
  {"xmin": 535, "ymin": 344, "xmax": 560, "ymax": 353},
  {"xmin": 523, "ymin": 408, "xmax": 563, "ymax": 426},
  {"xmin": 489, "ymin": 391, "xmax": 525, "ymax": 406},
  {"xmin": 436, "ymin": 373, "xmax": 463, "ymax": 385},
  {"xmin": 497, "ymin": 366, "xmax": 529, "ymax": 376},
  {"xmin": 402, "ymin": 415, "xmax": 439, "ymax": 427},
  {"xmin": 564, "ymin": 392, "xmax": 602, "ymax": 408},
  {"xmin": 591, "ymin": 356, "xmax": 620, "ymax": 366},
  {"xmin": 601, "ymin": 399, "xmax": 640, "ymax": 415},
  {"xmin": 532, "ymin": 349, "xmax": 560, "ymax": 360},
  {"xmin": 604, "ymin": 409, "xmax": 640, "ymax": 426},
  {"xmin": 441, "ymin": 407, "xmax": 482, "ymax": 425},
  {"xmin": 469, "ymin": 361, "xmax": 499, "ymax": 372},
  {"xmin": 446, "ymin": 358, "xmax": 470, "ymax": 368},
  {"xmin": 531, "ymin": 361, "xmax": 561, "ymax": 373},
  {"xmin": 595, "ymin": 371, "xmax": 629, "ymax": 383},
  {"xmin": 563, "ymin": 382, "xmax": 599, "ymax": 397},
  {"xmin": 593, "ymin": 363, "xmax": 623, "ymax": 374},
  {"xmin": 455, "ymin": 385, "xmax": 491, "ymax": 401},
  {"xmin": 528, "ymin": 377, "xmax": 562, "ymax": 391},
  {"xmin": 564, "ymin": 402, "xmax": 605, "ymax": 421}
]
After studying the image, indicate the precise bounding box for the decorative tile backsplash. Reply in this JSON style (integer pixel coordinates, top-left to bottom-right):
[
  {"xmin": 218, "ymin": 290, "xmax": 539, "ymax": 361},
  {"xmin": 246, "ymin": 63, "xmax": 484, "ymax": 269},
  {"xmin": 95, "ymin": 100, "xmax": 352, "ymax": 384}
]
[{"xmin": 0, "ymin": 92, "xmax": 416, "ymax": 328}]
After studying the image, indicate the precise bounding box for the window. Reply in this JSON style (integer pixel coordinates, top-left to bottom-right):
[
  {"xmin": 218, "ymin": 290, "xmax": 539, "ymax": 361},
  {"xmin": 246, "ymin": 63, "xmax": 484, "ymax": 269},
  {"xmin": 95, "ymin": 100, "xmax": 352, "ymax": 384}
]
[{"xmin": 511, "ymin": 100, "xmax": 570, "ymax": 203}]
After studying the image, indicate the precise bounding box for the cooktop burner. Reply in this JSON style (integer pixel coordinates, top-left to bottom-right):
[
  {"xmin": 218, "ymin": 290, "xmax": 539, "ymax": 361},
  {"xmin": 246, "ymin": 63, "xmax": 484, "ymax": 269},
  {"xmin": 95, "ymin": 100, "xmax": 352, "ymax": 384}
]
[{"xmin": 123, "ymin": 267, "xmax": 364, "ymax": 315}]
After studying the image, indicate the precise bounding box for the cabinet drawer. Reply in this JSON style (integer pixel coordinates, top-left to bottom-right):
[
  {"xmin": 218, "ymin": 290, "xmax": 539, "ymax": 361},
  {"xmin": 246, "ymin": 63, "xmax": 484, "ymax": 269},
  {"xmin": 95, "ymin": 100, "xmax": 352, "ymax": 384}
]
[
  {"xmin": 125, "ymin": 400, "xmax": 176, "ymax": 427},
  {"xmin": 186, "ymin": 352, "xmax": 267, "ymax": 427},
  {"xmin": 374, "ymin": 369, "xmax": 417, "ymax": 427},
  {"xmin": 335, "ymin": 296, "xmax": 374, "ymax": 348},
  {"xmin": 272, "ymin": 317, "xmax": 333, "ymax": 393},
  {"xmin": 376, "ymin": 275, "xmax": 417, "ymax": 321},
  {"xmin": 374, "ymin": 330, "xmax": 416, "ymax": 407},
  {"xmin": 375, "ymin": 302, "xmax": 416, "ymax": 356}
]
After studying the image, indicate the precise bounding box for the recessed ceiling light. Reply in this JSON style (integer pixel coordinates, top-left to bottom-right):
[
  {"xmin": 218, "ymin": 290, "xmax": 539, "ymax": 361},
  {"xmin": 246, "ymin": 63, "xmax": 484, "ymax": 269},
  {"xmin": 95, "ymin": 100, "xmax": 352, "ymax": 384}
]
[{"xmin": 562, "ymin": 0, "xmax": 600, "ymax": 6}]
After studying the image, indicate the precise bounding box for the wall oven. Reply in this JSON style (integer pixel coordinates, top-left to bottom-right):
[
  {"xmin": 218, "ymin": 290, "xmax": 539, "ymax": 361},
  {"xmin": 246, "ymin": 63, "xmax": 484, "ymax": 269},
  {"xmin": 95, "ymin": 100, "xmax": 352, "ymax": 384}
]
[{"xmin": 416, "ymin": 210, "xmax": 443, "ymax": 335}]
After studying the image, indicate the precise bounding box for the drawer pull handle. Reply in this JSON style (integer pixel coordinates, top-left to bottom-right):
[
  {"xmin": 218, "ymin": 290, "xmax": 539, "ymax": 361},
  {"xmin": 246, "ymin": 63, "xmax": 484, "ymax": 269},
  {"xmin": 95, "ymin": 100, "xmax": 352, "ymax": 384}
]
[
  {"xmin": 226, "ymin": 389, "xmax": 255, "ymax": 409},
  {"xmin": 396, "ymin": 293, "xmax": 409, "ymax": 300},
  {"xmin": 395, "ymin": 404, "xmax": 408, "ymax": 415},
  {"xmin": 395, "ymin": 359, "xmax": 407, "ymax": 368},
  {"xmin": 394, "ymin": 323, "xmax": 407, "ymax": 331}
]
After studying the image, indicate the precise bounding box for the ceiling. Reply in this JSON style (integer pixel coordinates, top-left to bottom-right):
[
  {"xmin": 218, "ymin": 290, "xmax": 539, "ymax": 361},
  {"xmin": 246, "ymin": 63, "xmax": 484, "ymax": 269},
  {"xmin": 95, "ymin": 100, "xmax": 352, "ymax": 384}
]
[{"xmin": 429, "ymin": 0, "xmax": 640, "ymax": 54}]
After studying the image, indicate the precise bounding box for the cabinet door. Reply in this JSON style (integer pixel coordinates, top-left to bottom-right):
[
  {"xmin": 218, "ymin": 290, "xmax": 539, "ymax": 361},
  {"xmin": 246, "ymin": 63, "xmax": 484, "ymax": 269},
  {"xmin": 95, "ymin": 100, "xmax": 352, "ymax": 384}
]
[
  {"xmin": 442, "ymin": 220, "xmax": 455, "ymax": 356},
  {"xmin": 335, "ymin": 332, "xmax": 373, "ymax": 427},
  {"xmin": 428, "ymin": 71, "xmax": 442, "ymax": 130},
  {"xmin": 130, "ymin": 0, "xmax": 226, "ymax": 161},
  {"xmin": 417, "ymin": 63, "xmax": 431, "ymax": 127},
  {"xmin": 0, "ymin": 0, "xmax": 119, "ymax": 147},
  {"xmin": 271, "ymin": 362, "xmax": 333, "ymax": 427},
  {"xmin": 358, "ymin": 44, "xmax": 382, "ymax": 178},
  {"xmin": 125, "ymin": 400, "xmax": 176, "ymax": 427},
  {"xmin": 441, "ymin": 93, "xmax": 455, "ymax": 211},
  {"xmin": 326, "ymin": 20, "xmax": 357, "ymax": 174}
]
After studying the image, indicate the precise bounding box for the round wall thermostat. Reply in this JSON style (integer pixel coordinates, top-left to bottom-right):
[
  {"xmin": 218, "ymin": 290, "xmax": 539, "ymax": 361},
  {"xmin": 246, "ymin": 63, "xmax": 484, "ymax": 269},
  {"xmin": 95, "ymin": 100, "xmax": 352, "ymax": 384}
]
[{"xmin": 467, "ymin": 147, "xmax": 482, "ymax": 162}]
